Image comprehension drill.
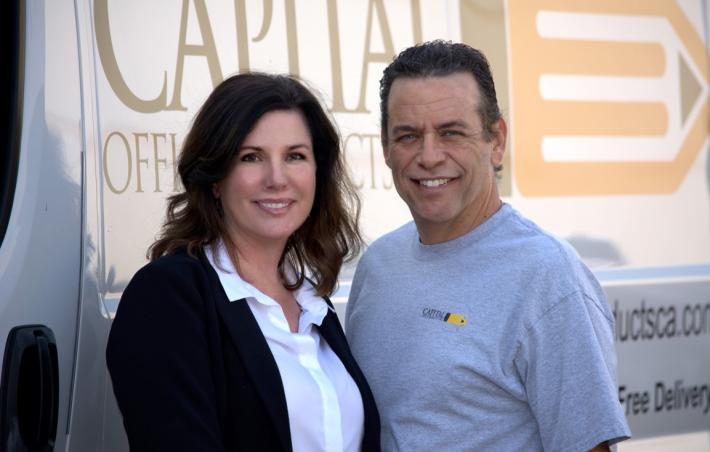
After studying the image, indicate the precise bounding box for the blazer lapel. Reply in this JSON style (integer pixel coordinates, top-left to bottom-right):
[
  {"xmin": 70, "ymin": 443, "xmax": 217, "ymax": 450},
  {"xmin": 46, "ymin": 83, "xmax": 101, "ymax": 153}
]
[
  {"xmin": 318, "ymin": 307, "xmax": 381, "ymax": 451},
  {"xmin": 216, "ymin": 298, "xmax": 293, "ymax": 451},
  {"xmin": 201, "ymin": 251, "xmax": 292, "ymax": 452},
  {"xmin": 201, "ymin": 255, "xmax": 379, "ymax": 451},
  {"xmin": 317, "ymin": 312, "xmax": 351, "ymax": 368},
  {"xmin": 317, "ymin": 302, "xmax": 369, "ymax": 395}
]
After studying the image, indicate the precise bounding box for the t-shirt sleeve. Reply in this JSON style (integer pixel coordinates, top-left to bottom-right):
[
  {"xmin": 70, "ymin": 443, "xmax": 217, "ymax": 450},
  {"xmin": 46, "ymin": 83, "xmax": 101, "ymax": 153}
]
[
  {"xmin": 344, "ymin": 253, "xmax": 369, "ymax": 335},
  {"xmin": 514, "ymin": 290, "xmax": 631, "ymax": 452}
]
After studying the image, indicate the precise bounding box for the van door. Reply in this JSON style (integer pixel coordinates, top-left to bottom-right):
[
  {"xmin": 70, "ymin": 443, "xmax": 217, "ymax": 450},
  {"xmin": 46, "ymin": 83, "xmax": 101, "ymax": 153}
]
[{"xmin": 0, "ymin": 0, "xmax": 83, "ymax": 451}]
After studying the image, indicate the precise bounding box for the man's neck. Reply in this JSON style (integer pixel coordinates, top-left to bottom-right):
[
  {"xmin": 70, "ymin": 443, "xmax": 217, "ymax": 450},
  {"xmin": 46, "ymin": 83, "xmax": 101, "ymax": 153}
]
[{"xmin": 416, "ymin": 194, "xmax": 503, "ymax": 245}]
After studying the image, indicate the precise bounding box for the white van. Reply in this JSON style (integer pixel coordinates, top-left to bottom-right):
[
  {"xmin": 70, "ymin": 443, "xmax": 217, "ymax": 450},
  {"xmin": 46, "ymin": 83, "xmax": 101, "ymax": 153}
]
[{"xmin": 1, "ymin": 0, "xmax": 709, "ymax": 450}]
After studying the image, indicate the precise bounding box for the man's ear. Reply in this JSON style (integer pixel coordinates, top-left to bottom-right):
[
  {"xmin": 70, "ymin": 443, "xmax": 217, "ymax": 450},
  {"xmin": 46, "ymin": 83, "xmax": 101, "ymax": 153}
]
[
  {"xmin": 383, "ymin": 137, "xmax": 392, "ymax": 169},
  {"xmin": 490, "ymin": 117, "xmax": 507, "ymax": 168}
]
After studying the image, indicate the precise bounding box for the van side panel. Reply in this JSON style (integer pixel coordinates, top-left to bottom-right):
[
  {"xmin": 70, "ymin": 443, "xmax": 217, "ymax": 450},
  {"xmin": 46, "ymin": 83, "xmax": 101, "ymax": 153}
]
[
  {"xmin": 64, "ymin": 0, "xmax": 129, "ymax": 450},
  {"xmin": 0, "ymin": 0, "xmax": 83, "ymax": 450}
]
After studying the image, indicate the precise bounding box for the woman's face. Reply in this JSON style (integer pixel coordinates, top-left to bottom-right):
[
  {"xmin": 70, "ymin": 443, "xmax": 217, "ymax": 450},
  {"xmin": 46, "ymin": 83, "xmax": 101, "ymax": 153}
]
[{"xmin": 214, "ymin": 109, "xmax": 316, "ymax": 249}]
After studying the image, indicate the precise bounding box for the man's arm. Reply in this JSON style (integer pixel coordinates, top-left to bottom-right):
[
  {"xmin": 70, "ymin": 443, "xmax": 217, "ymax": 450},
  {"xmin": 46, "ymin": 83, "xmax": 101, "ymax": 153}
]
[{"xmin": 515, "ymin": 290, "xmax": 630, "ymax": 451}]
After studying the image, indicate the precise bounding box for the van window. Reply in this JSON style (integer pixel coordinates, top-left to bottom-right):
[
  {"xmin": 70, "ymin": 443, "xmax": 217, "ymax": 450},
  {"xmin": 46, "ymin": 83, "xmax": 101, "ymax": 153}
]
[{"xmin": 0, "ymin": 0, "xmax": 24, "ymax": 247}]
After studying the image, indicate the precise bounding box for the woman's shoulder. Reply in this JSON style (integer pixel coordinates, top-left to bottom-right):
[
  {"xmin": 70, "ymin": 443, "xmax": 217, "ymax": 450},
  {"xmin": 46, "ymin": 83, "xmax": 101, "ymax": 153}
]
[
  {"xmin": 127, "ymin": 248, "xmax": 209, "ymax": 293},
  {"xmin": 117, "ymin": 248, "xmax": 216, "ymax": 320},
  {"xmin": 141, "ymin": 248, "xmax": 204, "ymax": 275}
]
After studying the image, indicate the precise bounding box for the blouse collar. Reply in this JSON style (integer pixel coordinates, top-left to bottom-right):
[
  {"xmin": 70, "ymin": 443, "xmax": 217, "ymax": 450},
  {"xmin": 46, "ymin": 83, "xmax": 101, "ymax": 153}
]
[{"xmin": 204, "ymin": 240, "xmax": 329, "ymax": 327}]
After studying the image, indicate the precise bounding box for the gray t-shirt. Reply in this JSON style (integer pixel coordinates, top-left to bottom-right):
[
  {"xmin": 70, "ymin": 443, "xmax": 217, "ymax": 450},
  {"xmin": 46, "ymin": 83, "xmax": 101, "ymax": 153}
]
[{"xmin": 345, "ymin": 204, "xmax": 630, "ymax": 451}]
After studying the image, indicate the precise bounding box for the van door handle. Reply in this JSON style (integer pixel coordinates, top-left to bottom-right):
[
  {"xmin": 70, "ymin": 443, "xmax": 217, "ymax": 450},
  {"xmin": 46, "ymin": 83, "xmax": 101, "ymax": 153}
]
[
  {"xmin": 35, "ymin": 332, "xmax": 57, "ymax": 448},
  {"xmin": 1, "ymin": 325, "xmax": 59, "ymax": 452}
]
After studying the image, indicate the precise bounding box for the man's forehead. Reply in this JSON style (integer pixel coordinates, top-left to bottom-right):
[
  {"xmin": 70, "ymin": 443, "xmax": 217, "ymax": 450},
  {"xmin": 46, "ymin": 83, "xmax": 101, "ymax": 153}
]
[
  {"xmin": 388, "ymin": 73, "xmax": 479, "ymax": 113},
  {"xmin": 387, "ymin": 75, "xmax": 480, "ymax": 124},
  {"xmin": 390, "ymin": 95, "xmax": 472, "ymax": 115}
]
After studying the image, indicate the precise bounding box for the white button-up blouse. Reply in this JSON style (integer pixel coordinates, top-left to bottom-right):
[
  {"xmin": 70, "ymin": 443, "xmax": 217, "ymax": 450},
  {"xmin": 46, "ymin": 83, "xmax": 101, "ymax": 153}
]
[{"xmin": 205, "ymin": 243, "xmax": 365, "ymax": 452}]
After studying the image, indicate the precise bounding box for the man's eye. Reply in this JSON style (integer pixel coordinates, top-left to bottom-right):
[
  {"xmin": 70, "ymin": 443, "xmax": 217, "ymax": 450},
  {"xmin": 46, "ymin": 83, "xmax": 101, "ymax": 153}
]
[
  {"xmin": 442, "ymin": 130, "xmax": 463, "ymax": 137},
  {"xmin": 396, "ymin": 134, "xmax": 417, "ymax": 143}
]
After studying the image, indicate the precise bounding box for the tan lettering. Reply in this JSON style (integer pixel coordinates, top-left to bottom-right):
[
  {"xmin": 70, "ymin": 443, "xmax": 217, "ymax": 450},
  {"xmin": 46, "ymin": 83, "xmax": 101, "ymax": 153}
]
[
  {"xmin": 169, "ymin": 0, "xmax": 223, "ymax": 110},
  {"xmin": 103, "ymin": 132, "xmax": 132, "ymax": 194},
  {"xmin": 284, "ymin": 0, "xmax": 299, "ymax": 75},
  {"xmin": 344, "ymin": 133, "xmax": 365, "ymax": 189},
  {"xmin": 251, "ymin": 0, "xmax": 273, "ymax": 42},
  {"xmin": 94, "ymin": 0, "xmax": 168, "ymax": 113},
  {"xmin": 104, "ymin": 131, "xmax": 180, "ymax": 194},
  {"xmin": 356, "ymin": 0, "xmax": 395, "ymax": 113},
  {"xmin": 170, "ymin": 133, "xmax": 180, "ymax": 192},
  {"xmin": 366, "ymin": 134, "xmax": 378, "ymax": 189},
  {"xmin": 411, "ymin": 0, "xmax": 422, "ymax": 43},
  {"xmin": 326, "ymin": 0, "xmax": 352, "ymax": 112},
  {"xmin": 152, "ymin": 134, "xmax": 168, "ymax": 192},
  {"xmin": 245, "ymin": 0, "xmax": 300, "ymax": 75},
  {"xmin": 234, "ymin": 0, "xmax": 250, "ymax": 71},
  {"xmin": 363, "ymin": 133, "xmax": 391, "ymax": 189},
  {"xmin": 344, "ymin": 133, "xmax": 392, "ymax": 190},
  {"xmin": 133, "ymin": 133, "xmax": 150, "ymax": 192}
]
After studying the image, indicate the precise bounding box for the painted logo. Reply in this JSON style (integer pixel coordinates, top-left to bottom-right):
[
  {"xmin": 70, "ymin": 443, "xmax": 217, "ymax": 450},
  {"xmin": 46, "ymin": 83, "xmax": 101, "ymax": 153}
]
[{"xmin": 508, "ymin": 0, "xmax": 710, "ymax": 195}]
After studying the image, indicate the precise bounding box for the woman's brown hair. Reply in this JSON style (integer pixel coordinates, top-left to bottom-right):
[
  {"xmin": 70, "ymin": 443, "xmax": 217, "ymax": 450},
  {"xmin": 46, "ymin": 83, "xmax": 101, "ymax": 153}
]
[{"xmin": 149, "ymin": 73, "xmax": 362, "ymax": 296}]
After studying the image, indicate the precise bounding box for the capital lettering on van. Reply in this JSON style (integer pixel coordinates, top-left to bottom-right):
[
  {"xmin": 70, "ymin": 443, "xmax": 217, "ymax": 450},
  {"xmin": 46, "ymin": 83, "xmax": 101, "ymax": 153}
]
[
  {"xmin": 93, "ymin": 0, "xmax": 431, "ymax": 198},
  {"xmin": 93, "ymin": 0, "xmax": 423, "ymax": 114},
  {"xmin": 508, "ymin": 0, "xmax": 710, "ymax": 196}
]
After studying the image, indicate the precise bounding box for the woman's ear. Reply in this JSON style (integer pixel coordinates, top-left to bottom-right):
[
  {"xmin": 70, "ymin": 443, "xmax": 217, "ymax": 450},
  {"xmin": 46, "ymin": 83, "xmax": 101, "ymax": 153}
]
[{"xmin": 212, "ymin": 183, "xmax": 220, "ymax": 199}]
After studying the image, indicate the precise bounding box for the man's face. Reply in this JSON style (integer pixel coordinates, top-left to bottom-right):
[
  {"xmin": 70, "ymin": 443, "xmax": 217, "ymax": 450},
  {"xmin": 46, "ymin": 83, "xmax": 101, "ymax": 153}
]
[{"xmin": 384, "ymin": 72, "xmax": 506, "ymax": 244}]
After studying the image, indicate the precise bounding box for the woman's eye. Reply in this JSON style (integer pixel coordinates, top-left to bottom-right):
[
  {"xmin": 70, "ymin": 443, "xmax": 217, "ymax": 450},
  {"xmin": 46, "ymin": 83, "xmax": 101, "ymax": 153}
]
[
  {"xmin": 240, "ymin": 153, "xmax": 259, "ymax": 162},
  {"xmin": 287, "ymin": 152, "xmax": 306, "ymax": 161}
]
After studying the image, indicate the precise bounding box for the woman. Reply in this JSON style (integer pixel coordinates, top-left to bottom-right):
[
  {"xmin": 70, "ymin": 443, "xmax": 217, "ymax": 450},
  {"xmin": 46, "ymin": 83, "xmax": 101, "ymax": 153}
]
[{"xmin": 106, "ymin": 73, "xmax": 380, "ymax": 452}]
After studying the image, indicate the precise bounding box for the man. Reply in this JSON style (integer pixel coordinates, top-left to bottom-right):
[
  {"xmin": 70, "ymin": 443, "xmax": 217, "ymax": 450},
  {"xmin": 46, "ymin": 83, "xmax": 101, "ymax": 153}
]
[{"xmin": 345, "ymin": 41, "xmax": 630, "ymax": 451}]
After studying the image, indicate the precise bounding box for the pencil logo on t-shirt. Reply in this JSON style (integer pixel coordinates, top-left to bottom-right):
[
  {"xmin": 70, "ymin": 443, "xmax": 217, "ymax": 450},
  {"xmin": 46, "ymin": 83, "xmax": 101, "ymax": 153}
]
[{"xmin": 421, "ymin": 307, "xmax": 467, "ymax": 326}]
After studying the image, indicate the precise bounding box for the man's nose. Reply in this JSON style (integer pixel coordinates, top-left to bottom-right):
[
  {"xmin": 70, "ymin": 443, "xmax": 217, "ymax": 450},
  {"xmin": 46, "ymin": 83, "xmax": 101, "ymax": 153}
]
[{"xmin": 417, "ymin": 134, "xmax": 445, "ymax": 168}]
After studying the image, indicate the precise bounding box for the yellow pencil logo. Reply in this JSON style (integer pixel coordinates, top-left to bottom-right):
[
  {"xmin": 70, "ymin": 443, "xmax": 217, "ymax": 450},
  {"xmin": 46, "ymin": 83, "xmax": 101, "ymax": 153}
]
[
  {"xmin": 422, "ymin": 307, "xmax": 468, "ymax": 326},
  {"xmin": 444, "ymin": 313, "xmax": 467, "ymax": 326}
]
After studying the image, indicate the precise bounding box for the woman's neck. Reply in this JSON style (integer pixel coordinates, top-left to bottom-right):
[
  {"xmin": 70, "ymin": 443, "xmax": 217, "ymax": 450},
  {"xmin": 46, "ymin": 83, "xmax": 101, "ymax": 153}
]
[
  {"xmin": 224, "ymin": 234, "xmax": 287, "ymax": 291},
  {"xmin": 222, "ymin": 235, "xmax": 302, "ymax": 333}
]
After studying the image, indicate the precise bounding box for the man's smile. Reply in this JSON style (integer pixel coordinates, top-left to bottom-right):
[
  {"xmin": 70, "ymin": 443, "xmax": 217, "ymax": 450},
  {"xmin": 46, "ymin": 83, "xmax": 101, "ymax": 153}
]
[{"xmin": 415, "ymin": 178, "xmax": 453, "ymax": 188}]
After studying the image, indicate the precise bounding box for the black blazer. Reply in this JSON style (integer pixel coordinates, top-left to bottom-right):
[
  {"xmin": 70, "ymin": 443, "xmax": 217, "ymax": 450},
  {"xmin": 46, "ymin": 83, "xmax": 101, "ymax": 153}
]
[{"xmin": 106, "ymin": 249, "xmax": 380, "ymax": 452}]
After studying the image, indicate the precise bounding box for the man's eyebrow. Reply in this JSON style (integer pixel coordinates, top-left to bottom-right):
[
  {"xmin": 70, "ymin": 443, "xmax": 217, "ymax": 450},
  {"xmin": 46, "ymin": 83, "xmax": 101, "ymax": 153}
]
[
  {"xmin": 390, "ymin": 121, "xmax": 471, "ymax": 136},
  {"xmin": 436, "ymin": 120, "xmax": 469, "ymax": 130},
  {"xmin": 390, "ymin": 124, "xmax": 419, "ymax": 135}
]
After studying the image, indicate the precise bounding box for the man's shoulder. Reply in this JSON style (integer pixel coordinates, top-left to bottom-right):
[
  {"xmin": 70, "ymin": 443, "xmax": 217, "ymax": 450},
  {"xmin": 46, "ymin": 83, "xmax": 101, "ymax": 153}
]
[
  {"xmin": 363, "ymin": 221, "xmax": 417, "ymax": 256},
  {"xmin": 500, "ymin": 208, "xmax": 611, "ymax": 328},
  {"xmin": 351, "ymin": 222, "xmax": 417, "ymax": 285},
  {"xmin": 499, "ymin": 208, "xmax": 601, "ymax": 299},
  {"xmin": 502, "ymin": 208, "xmax": 582, "ymax": 268}
]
